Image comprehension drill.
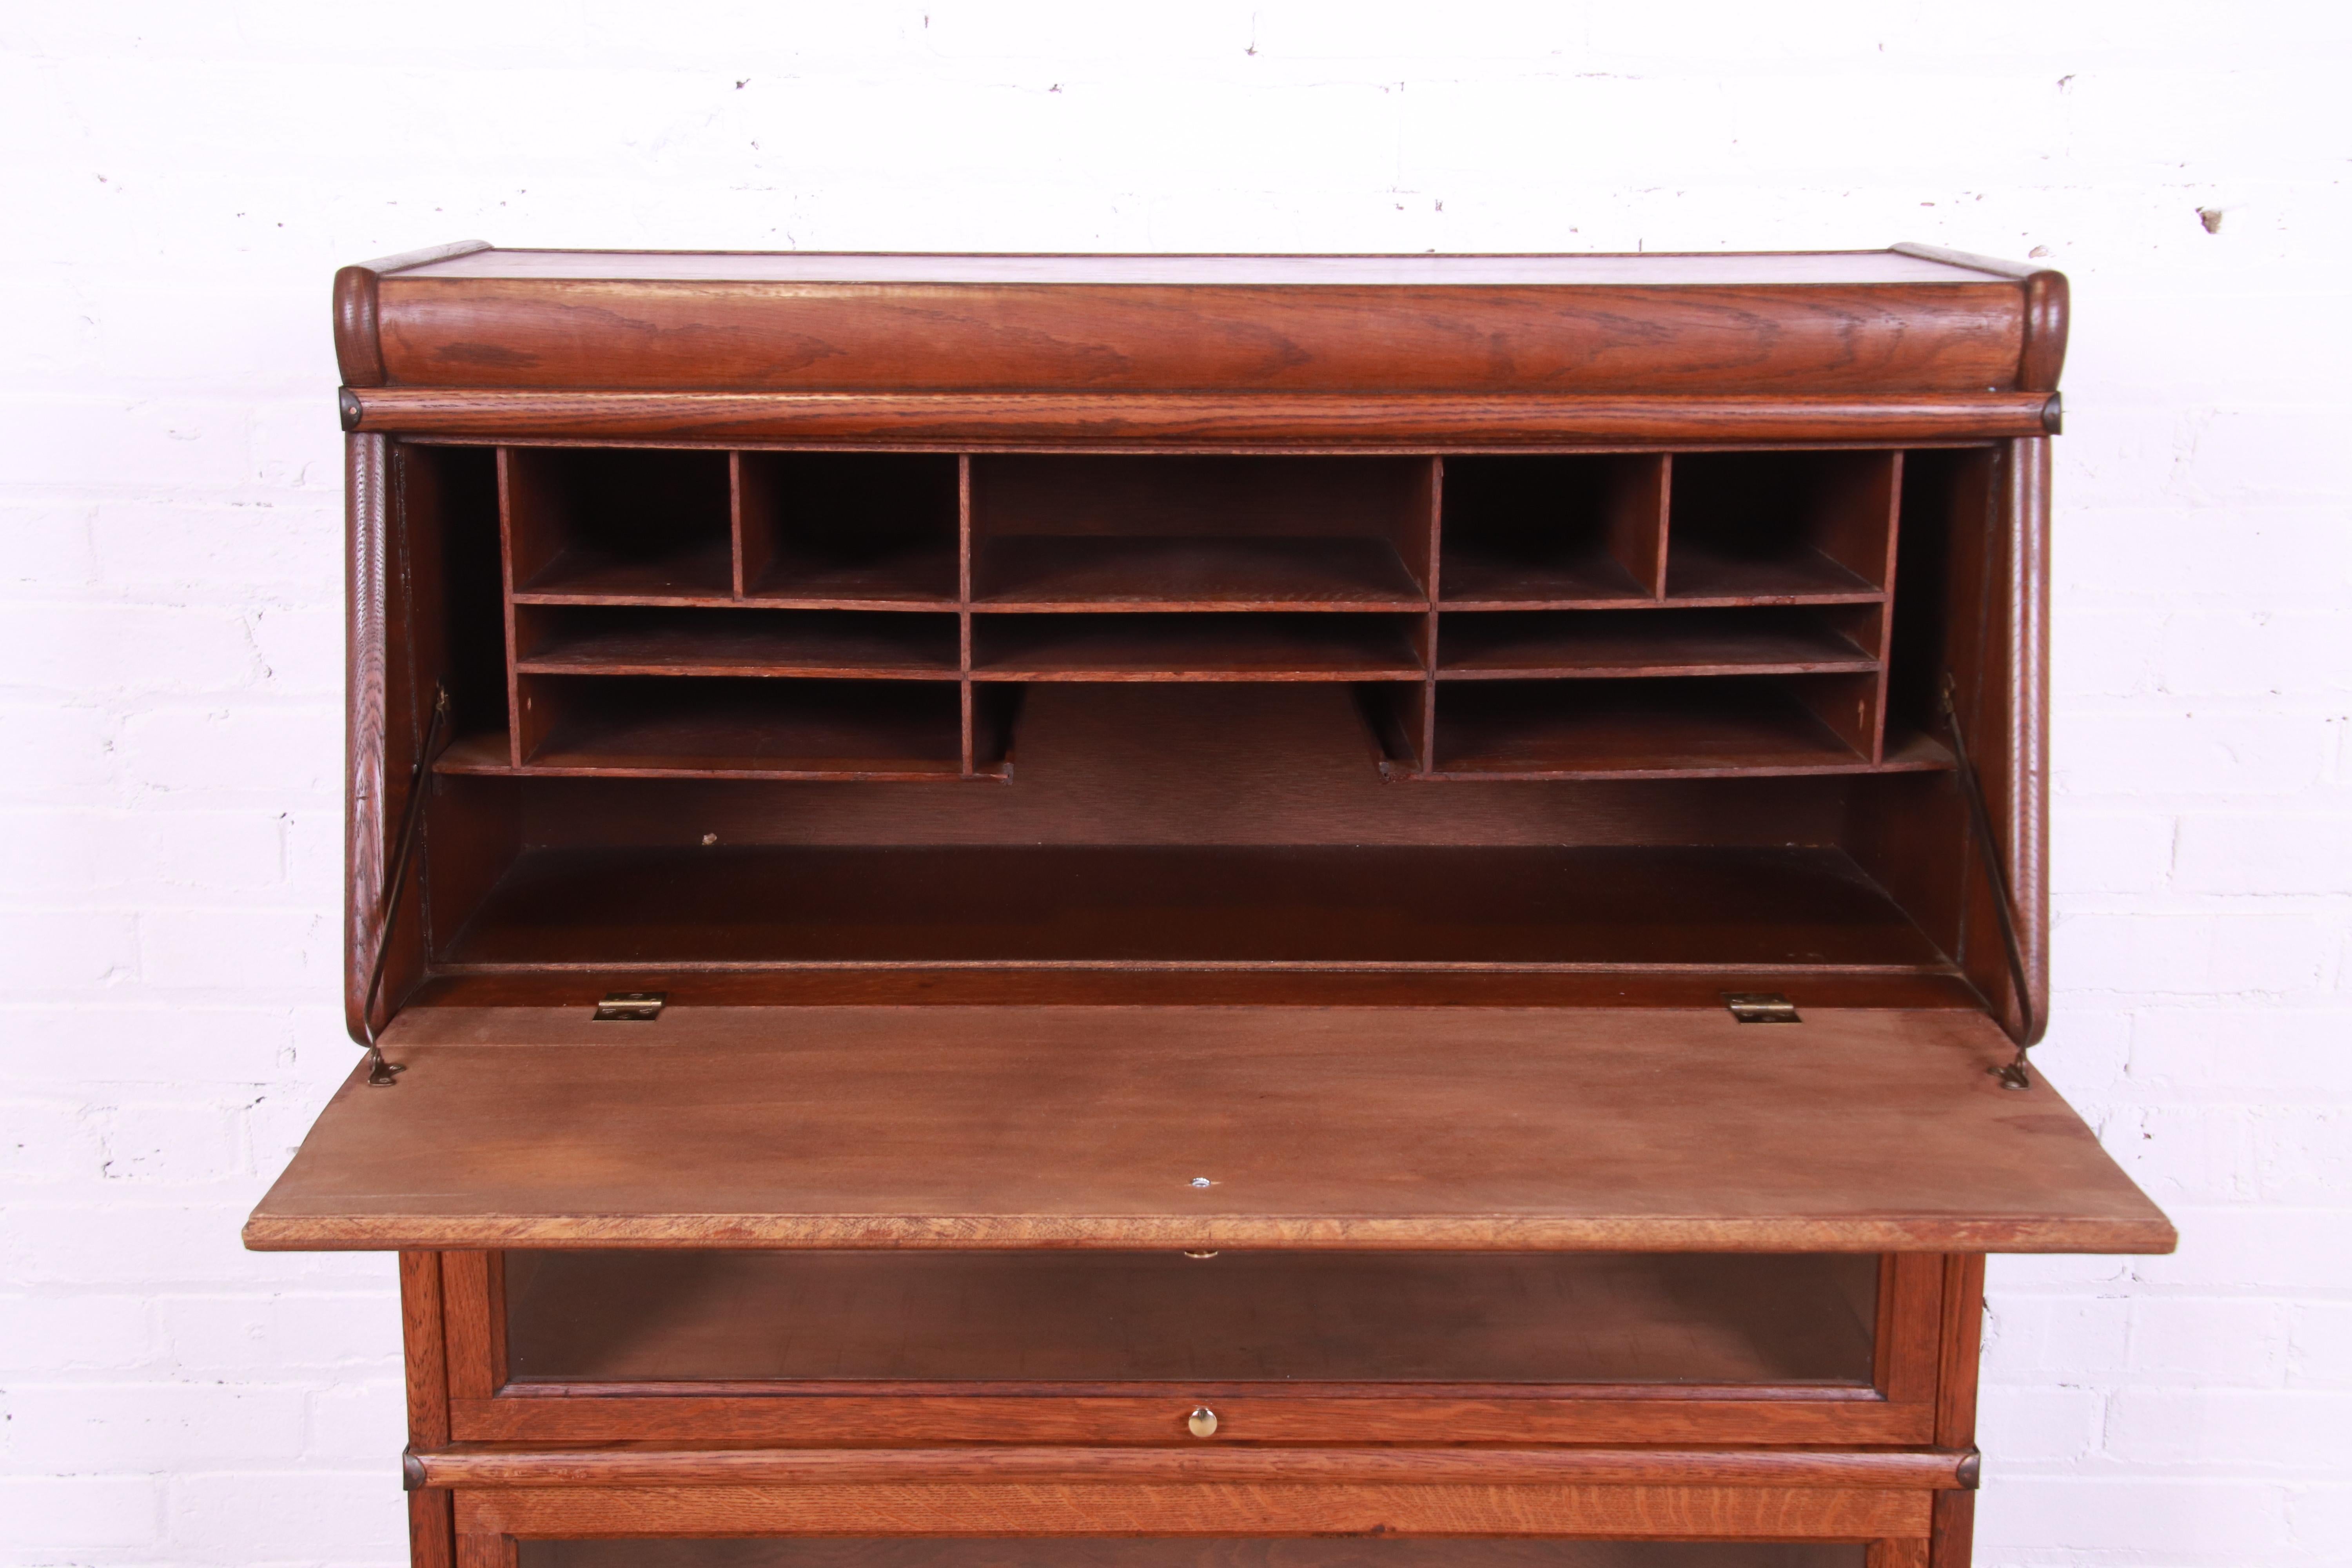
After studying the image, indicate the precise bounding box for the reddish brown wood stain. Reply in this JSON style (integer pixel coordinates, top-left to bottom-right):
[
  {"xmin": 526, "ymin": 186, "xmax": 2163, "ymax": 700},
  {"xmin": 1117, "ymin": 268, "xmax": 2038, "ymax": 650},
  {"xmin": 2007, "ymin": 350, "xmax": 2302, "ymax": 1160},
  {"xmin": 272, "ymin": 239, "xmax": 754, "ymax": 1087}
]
[{"xmin": 280, "ymin": 245, "xmax": 2151, "ymax": 1568}]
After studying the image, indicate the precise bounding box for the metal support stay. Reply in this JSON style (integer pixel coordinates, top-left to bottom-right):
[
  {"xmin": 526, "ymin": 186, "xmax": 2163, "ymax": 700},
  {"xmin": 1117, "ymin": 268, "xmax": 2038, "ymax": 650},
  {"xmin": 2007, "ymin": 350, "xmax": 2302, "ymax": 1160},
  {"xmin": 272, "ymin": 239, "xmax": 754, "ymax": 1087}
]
[
  {"xmin": 1941, "ymin": 674, "xmax": 2038, "ymax": 1090},
  {"xmin": 358, "ymin": 684, "xmax": 450, "ymax": 1086}
]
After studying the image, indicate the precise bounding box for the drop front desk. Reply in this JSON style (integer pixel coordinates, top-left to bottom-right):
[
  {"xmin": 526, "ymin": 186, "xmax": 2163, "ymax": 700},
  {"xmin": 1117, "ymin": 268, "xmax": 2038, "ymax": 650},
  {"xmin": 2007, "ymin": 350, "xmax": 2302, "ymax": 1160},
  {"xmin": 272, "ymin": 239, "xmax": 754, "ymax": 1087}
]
[{"xmin": 248, "ymin": 244, "xmax": 2174, "ymax": 1568}]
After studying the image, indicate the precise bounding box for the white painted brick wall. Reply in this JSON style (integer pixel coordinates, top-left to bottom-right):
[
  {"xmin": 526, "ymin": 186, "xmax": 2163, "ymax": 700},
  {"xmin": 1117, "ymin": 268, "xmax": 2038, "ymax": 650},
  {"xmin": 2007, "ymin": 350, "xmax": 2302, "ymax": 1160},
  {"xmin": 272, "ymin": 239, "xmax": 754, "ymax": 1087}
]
[{"xmin": 2, "ymin": 2, "xmax": 2345, "ymax": 1562}]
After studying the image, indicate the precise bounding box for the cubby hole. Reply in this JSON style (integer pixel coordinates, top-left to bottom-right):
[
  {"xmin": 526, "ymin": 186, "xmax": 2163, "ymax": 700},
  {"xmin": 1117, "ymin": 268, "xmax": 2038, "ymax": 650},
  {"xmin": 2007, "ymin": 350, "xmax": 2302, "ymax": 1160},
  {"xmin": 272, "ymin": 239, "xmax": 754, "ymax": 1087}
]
[
  {"xmin": 503, "ymin": 1250, "xmax": 1879, "ymax": 1386},
  {"xmin": 394, "ymin": 443, "xmax": 509, "ymax": 744},
  {"xmin": 513, "ymin": 605, "xmax": 961, "ymax": 680},
  {"xmin": 1437, "ymin": 606, "xmax": 1881, "ymax": 680},
  {"xmin": 514, "ymin": 675, "xmax": 967, "ymax": 779},
  {"xmin": 504, "ymin": 447, "xmax": 735, "ymax": 602},
  {"xmin": 970, "ymin": 454, "xmax": 1433, "ymax": 608},
  {"xmin": 1665, "ymin": 450, "xmax": 1899, "ymax": 602},
  {"xmin": 1438, "ymin": 454, "xmax": 1667, "ymax": 605},
  {"xmin": 1428, "ymin": 674, "xmax": 1884, "ymax": 778},
  {"xmin": 973, "ymin": 612, "xmax": 1425, "ymax": 681},
  {"xmin": 737, "ymin": 451, "xmax": 960, "ymax": 607}
]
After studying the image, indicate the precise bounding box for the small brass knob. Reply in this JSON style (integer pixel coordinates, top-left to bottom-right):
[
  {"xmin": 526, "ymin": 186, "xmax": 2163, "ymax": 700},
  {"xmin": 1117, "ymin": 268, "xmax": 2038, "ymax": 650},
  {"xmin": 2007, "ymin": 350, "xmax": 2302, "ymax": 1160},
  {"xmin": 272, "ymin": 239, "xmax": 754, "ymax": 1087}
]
[{"xmin": 1187, "ymin": 1406, "xmax": 1218, "ymax": 1438}]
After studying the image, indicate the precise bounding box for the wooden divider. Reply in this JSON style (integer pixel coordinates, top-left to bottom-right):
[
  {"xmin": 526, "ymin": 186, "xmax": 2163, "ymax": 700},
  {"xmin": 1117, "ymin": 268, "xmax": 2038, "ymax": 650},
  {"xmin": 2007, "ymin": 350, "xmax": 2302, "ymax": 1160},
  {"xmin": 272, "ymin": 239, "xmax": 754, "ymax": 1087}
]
[{"xmin": 447, "ymin": 445, "xmax": 1937, "ymax": 784}]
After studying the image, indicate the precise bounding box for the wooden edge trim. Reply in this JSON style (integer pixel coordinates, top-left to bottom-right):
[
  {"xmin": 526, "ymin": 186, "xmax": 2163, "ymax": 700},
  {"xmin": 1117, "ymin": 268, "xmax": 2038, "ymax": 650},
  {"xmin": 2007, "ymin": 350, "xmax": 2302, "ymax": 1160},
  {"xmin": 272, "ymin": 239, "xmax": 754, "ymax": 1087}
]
[
  {"xmin": 342, "ymin": 389, "xmax": 2057, "ymax": 446},
  {"xmin": 337, "ymin": 242, "xmax": 493, "ymax": 387},
  {"xmin": 2018, "ymin": 272, "xmax": 2069, "ymax": 393},
  {"xmin": 399, "ymin": 1251, "xmax": 451, "ymax": 1448},
  {"xmin": 1889, "ymin": 245, "xmax": 2068, "ymax": 393},
  {"xmin": 1880, "ymin": 1254, "xmax": 1947, "ymax": 1406},
  {"xmin": 333, "ymin": 267, "xmax": 387, "ymax": 387},
  {"xmin": 2018, "ymin": 438, "xmax": 2053, "ymax": 1045},
  {"xmin": 1934, "ymin": 1253, "xmax": 1989, "ymax": 1450},
  {"xmin": 441, "ymin": 1251, "xmax": 502, "ymax": 1401},
  {"xmin": 448, "ymin": 1393, "xmax": 1931, "ymax": 1448},
  {"xmin": 415, "ymin": 1443, "xmax": 1975, "ymax": 1490},
  {"xmin": 239, "ymin": 1210, "xmax": 2185, "ymax": 1254},
  {"xmin": 343, "ymin": 434, "xmax": 389, "ymax": 1044},
  {"xmin": 457, "ymin": 1481, "xmax": 1933, "ymax": 1539}
]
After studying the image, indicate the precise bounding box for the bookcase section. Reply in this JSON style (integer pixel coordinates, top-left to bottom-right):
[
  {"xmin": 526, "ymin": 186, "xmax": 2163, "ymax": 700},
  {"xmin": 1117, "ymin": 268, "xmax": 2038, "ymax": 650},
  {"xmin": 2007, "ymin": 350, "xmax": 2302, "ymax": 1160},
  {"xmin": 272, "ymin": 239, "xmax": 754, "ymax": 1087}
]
[{"xmin": 272, "ymin": 246, "xmax": 2160, "ymax": 1568}]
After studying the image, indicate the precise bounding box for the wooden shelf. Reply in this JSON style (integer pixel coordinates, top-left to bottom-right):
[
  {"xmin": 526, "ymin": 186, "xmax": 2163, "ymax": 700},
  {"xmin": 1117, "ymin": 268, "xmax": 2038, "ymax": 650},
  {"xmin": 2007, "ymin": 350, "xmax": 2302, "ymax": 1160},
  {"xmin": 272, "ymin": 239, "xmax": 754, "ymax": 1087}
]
[
  {"xmin": 743, "ymin": 543, "xmax": 960, "ymax": 609},
  {"xmin": 438, "ymin": 844, "xmax": 1947, "ymax": 969},
  {"xmin": 974, "ymin": 536, "xmax": 1427, "ymax": 610},
  {"xmin": 1664, "ymin": 543, "xmax": 1882, "ymax": 605},
  {"xmin": 506, "ymin": 1250, "xmax": 1878, "ymax": 1386},
  {"xmin": 246, "ymin": 1004, "xmax": 2177, "ymax": 1253},
  {"xmin": 515, "ymin": 541, "xmax": 739, "ymax": 604},
  {"xmin": 973, "ymin": 613, "xmax": 1423, "ymax": 681},
  {"xmin": 517, "ymin": 610, "xmax": 960, "ymax": 680},
  {"xmin": 515, "ymin": 679, "xmax": 975, "ymax": 780},
  {"xmin": 1439, "ymin": 544, "xmax": 1654, "ymax": 608},
  {"xmin": 1439, "ymin": 610, "xmax": 1876, "ymax": 679},
  {"xmin": 1426, "ymin": 679, "xmax": 1926, "ymax": 780}
]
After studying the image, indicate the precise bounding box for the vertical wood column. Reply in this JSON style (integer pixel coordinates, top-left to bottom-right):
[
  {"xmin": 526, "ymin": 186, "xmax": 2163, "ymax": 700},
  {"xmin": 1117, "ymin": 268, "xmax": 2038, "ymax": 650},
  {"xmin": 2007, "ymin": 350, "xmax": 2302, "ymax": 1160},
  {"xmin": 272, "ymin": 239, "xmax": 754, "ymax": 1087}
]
[
  {"xmin": 441, "ymin": 1251, "xmax": 509, "ymax": 1400},
  {"xmin": 957, "ymin": 454, "xmax": 979, "ymax": 776},
  {"xmin": 1414, "ymin": 456, "xmax": 1443, "ymax": 772},
  {"xmin": 455, "ymin": 1533, "xmax": 518, "ymax": 1568},
  {"xmin": 399, "ymin": 1252, "xmax": 454, "ymax": 1568},
  {"xmin": 1613, "ymin": 451, "xmax": 1672, "ymax": 600},
  {"xmin": 1931, "ymin": 1252, "xmax": 1989, "ymax": 1567},
  {"xmin": 345, "ymin": 432, "xmax": 409, "ymax": 1042}
]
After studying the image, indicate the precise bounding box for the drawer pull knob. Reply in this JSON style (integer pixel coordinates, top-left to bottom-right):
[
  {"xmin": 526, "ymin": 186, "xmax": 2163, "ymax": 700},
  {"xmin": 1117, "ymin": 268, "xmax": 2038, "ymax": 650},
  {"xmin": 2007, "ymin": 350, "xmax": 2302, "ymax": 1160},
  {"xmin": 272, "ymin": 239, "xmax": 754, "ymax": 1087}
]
[{"xmin": 1187, "ymin": 1406, "xmax": 1219, "ymax": 1438}]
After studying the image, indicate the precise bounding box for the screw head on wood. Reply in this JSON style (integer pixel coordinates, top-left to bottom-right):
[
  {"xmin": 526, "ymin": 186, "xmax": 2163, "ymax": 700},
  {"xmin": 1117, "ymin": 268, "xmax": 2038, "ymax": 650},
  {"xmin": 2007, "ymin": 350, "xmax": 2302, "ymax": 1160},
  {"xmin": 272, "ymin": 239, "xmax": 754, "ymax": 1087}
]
[{"xmin": 1187, "ymin": 1406, "xmax": 1218, "ymax": 1438}]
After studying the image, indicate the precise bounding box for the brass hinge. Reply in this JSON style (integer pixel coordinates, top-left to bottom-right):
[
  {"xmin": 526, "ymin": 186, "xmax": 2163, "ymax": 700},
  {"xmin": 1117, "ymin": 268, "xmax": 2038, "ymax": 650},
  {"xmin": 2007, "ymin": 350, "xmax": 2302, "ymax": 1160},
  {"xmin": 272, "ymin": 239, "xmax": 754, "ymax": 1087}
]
[
  {"xmin": 592, "ymin": 991, "xmax": 667, "ymax": 1022},
  {"xmin": 1723, "ymin": 992, "xmax": 1801, "ymax": 1024}
]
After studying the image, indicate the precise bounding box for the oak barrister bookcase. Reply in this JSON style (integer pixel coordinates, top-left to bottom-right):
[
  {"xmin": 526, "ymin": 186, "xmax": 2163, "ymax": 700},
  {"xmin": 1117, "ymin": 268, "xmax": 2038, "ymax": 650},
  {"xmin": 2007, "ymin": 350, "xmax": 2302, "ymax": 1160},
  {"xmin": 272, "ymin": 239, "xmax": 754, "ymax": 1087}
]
[{"xmin": 248, "ymin": 243, "xmax": 2173, "ymax": 1568}]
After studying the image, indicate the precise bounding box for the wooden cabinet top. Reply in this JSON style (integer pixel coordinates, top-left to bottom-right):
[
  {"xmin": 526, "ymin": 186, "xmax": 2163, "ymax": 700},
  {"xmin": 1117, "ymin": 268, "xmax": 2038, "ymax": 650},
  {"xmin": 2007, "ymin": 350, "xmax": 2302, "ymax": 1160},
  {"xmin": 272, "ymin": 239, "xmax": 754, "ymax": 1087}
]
[{"xmin": 335, "ymin": 240, "xmax": 2067, "ymax": 409}]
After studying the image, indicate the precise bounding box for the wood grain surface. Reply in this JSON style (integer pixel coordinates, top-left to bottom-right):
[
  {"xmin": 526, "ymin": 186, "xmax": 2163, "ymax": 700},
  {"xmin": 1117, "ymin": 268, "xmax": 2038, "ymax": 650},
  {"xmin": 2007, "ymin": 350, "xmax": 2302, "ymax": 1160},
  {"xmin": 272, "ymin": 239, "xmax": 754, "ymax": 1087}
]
[
  {"xmin": 245, "ymin": 1007, "xmax": 2172, "ymax": 1253},
  {"xmin": 369, "ymin": 270, "xmax": 2025, "ymax": 396},
  {"xmin": 455, "ymin": 1480, "xmax": 1930, "ymax": 1539},
  {"xmin": 516, "ymin": 1541, "xmax": 1868, "ymax": 1568},
  {"xmin": 416, "ymin": 1445, "xmax": 1971, "ymax": 1490}
]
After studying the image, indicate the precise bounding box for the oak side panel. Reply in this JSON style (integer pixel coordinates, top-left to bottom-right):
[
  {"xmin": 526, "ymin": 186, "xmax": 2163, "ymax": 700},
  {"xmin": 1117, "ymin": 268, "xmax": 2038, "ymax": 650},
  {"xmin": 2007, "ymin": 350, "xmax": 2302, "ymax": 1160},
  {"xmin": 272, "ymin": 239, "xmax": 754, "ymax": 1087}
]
[
  {"xmin": 2006, "ymin": 439, "xmax": 2052, "ymax": 1043},
  {"xmin": 346, "ymin": 433, "xmax": 396, "ymax": 1040},
  {"xmin": 1950, "ymin": 441, "xmax": 2049, "ymax": 1045}
]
